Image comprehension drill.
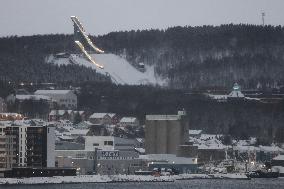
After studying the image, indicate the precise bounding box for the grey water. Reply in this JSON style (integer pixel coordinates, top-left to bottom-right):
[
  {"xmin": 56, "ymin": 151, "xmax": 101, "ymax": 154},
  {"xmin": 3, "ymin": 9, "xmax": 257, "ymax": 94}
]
[{"xmin": 0, "ymin": 179, "xmax": 283, "ymax": 189}]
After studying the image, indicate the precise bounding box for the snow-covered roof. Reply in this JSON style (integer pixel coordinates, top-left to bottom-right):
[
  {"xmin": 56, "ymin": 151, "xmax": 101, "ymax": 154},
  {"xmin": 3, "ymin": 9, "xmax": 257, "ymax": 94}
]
[
  {"xmin": 139, "ymin": 154, "xmax": 196, "ymax": 164},
  {"xmin": 189, "ymin": 130, "xmax": 203, "ymax": 135},
  {"xmin": 89, "ymin": 113, "xmax": 109, "ymax": 119},
  {"xmin": 233, "ymin": 138, "xmax": 257, "ymax": 146},
  {"xmin": 135, "ymin": 148, "xmax": 145, "ymax": 154},
  {"xmin": 69, "ymin": 129, "xmax": 89, "ymax": 136},
  {"xmin": 146, "ymin": 115, "xmax": 181, "ymax": 121},
  {"xmin": 207, "ymin": 94, "xmax": 228, "ymax": 100},
  {"xmin": 49, "ymin": 110, "xmax": 57, "ymax": 116},
  {"xmin": 49, "ymin": 110, "xmax": 67, "ymax": 116},
  {"xmin": 78, "ymin": 111, "xmax": 85, "ymax": 115},
  {"xmin": 107, "ymin": 113, "xmax": 116, "ymax": 118},
  {"xmin": 273, "ymin": 155, "xmax": 284, "ymax": 161},
  {"xmin": 233, "ymin": 146, "xmax": 260, "ymax": 152},
  {"xmin": 228, "ymin": 91, "xmax": 244, "ymax": 98},
  {"xmin": 200, "ymin": 134, "xmax": 223, "ymax": 140},
  {"xmin": 82, "ymin": 121, "xmax": 94, "ymax": 126},
  {"xmin": 58, "ymin": 136, "xmax": 74, "ymax": 140},
  {"xmin": 120, "ymin": 117, "xmax": 137, "ymax": 123},
  {"xmin": 259, "ymin": 145, "xmax": 284, "ymax": 153},
  {"xmin": 16, "ymin": 94, "xmax": 51, "ymax": 101},
  {"xmin": 136, "ymin": 138, "xmax": 144, "ymax": 143},
  {"xmin": 35, "ymin": 90, "xmax": 72, "ymax": 95},
  {"xmin": 195, "ymin": 144, "xmax": 227, "ymax": 150}
]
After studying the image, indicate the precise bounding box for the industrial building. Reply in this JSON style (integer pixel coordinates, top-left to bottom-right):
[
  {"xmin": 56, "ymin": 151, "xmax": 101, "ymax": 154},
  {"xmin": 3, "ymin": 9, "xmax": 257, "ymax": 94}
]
[
  {"xmin": 56, "ymin": 136, "xmax": 142, "ymax": 175},
  {"xmin": 139, "ymin": 154, "xmax": 198, "ymax": 174},
  {"xmin": 145, "ymin": 111, "xmax": 188, "ymax": 154}
]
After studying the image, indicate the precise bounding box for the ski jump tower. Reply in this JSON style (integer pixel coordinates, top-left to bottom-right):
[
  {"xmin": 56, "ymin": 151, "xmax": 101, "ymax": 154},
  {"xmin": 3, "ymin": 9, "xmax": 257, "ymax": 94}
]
[{"xmin": 70, "ymin": 16, "xmax": 104, "ymax": 69}]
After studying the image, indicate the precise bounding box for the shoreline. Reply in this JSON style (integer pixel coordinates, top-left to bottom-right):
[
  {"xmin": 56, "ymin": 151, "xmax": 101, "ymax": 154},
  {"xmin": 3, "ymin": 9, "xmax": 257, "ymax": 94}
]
[{"xmin": 0, "ymin": 173, "xmax": 252, "ymax": 185}]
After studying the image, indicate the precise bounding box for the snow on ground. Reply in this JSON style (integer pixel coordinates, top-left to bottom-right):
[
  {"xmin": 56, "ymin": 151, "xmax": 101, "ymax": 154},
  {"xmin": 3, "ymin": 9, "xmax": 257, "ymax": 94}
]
[
  {"xmin": 0, "ymin": 174, "xmax": 249, "ymax": 185},
  {"xmin": 0, "ymin": 175, "xmax": 173, "ymax": 185},
  {"xmin": 47, "ymin": 54, "xmax": 167, "ymax": 86}
]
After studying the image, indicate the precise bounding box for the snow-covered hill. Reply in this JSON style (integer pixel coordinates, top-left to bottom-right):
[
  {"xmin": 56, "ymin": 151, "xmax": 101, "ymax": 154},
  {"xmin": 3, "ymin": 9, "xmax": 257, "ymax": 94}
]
[{"xmin": 46, "ymin": 54, "xmax": 167, "ymax": 86}]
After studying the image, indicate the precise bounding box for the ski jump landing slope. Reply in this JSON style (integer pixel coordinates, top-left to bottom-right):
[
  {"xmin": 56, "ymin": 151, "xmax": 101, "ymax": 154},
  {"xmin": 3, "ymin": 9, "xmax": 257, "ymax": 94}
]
[{"xmin": 50, "ymin": 53, "xmax": 166, "ymax": 86}]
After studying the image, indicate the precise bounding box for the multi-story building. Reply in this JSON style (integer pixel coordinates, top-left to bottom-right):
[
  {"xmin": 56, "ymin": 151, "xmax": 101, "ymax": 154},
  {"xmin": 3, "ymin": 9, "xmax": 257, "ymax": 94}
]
[
  {"xmin": 0, "ymin": 122, "xmax": 55, "ymax": 170},
  {"xmin": 0, "ymin": 126, "xmax": 14, "ymax": 171},
  {"xmin": 145, "ymin": 110, "xmax": 188, "ymax": 155},
  {"xmin": 34, "ymin": 90, "xmax": 77, "ymax": 109}
]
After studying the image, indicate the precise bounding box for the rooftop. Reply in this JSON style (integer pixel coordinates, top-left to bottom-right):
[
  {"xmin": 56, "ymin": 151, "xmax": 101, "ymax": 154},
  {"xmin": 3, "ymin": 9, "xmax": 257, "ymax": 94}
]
[
  {"xmin": 139, "ymin": 154, "xmax": 196, "ymax": 164},
  {"xmin": 120, "ymin": 117, "xmax": 137, "ymax": 123},
  {"xmin": 146, "ymin": 115, "xmax": 181, "ymax": 121},
  {"xmin": 273, "ymin": 155, "xmax": 284, "ymax": 161},
  {"xmin": 35, "ymin": 90, "xmax": 72, "ymax": 95},
  {"xmin": 16, "ymin": 94, "xmax": 51, "ymax": 101},
  {"xmin": 189, "ymin": 130, "xmax": 203, "ymax": 135},
  {"xmin": 89, "ymin": 113, "xmax": 109, "ymax": 119}
]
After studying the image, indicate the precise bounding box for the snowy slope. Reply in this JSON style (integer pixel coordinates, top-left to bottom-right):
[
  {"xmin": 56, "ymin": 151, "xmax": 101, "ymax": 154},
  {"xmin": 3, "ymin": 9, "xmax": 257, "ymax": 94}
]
[{"xmin": 47, "ymin": 54, "xmax": 167, "ymax": 86}]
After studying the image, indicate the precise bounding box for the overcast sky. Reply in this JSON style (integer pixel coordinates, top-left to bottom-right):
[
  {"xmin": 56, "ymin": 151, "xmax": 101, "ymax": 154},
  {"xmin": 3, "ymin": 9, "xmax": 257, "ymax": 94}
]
[{"xmin": 0, "ymin": 0, "xmax": 284, "ymax": 37}]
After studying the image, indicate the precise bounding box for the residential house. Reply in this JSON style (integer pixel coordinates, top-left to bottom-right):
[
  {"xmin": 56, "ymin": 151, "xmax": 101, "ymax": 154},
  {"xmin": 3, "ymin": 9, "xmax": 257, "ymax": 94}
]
[
  {"xmin": 89, "ymin": 113, "xmax": 112, "ymax": 125},
  {"xmin": 119, "ymin": 117, "xmax": 139, "ymax": 127}
]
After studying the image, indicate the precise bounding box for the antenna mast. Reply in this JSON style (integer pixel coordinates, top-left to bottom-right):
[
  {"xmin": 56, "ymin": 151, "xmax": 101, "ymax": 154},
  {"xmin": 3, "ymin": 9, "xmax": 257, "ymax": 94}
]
[{"xmin": 261, "ymin": 12, "xmax": 265, "ymax": 26}]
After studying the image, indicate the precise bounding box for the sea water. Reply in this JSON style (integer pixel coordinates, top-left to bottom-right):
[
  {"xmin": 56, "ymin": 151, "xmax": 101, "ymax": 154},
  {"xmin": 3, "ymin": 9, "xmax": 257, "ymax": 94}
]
[{"xmin": 0, "ymin": 178, "xmax": 283, "ymax": 189}]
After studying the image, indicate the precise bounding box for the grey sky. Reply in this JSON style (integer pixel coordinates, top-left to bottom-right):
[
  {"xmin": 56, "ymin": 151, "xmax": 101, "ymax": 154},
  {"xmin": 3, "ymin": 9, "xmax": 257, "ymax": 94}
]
[{"xmin": 0, "ymin": 0, "xmax": 283, "ymax": 37}]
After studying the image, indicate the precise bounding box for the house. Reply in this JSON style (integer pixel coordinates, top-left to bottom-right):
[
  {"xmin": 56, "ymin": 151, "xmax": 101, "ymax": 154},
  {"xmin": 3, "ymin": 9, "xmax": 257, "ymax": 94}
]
[
  {"xmin": 119, "ymin": 117, "xmax": 139, "ymax": 127},
  {"xmin": 49, "ymin": 110, "xmax": 86, "ymax": 122},
  {"xmin": 72, "ymin": 111, "xmax": 86, "ymax": 122},
  {"xmin": 89, "ymin": 113, "xmax": 112, "ymax": 125},
  {"xmin": 49, "ymin": 110, "xmax": 69, "ymax": 121},
  {"xmin": 108, "ymin": 113, "xmax": 120, "ymax": 125},
  {"xmin": 189, "ymin": 130, "xmax": 203, "ymax": 138},
  {"xmin": 34, "ymin": 90, "xmax": 77, "ymax": 109}
]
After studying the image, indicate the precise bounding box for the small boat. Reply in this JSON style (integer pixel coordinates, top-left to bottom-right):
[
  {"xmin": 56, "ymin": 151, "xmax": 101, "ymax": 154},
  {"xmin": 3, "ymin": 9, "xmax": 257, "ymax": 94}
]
[{"xmin": 246, "ymin": 170, "xmax": 279, "ymax": 178}]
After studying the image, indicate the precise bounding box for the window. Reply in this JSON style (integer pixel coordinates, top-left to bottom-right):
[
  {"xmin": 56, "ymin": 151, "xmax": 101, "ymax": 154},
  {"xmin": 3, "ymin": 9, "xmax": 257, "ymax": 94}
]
[
  {"xmin": 93, "ymin": 143, "xmax": 99, "ymax": 146},
  {"xmin": 104, "ymin": 141, "xmax": 113, "ymax": 146}
]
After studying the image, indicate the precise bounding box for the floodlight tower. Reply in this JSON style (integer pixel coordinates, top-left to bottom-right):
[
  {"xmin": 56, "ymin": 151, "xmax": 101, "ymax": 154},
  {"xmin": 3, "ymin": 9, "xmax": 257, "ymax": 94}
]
[{"xmin": 261, "ymin": 12, "xmax": 265, "ymax": 26}]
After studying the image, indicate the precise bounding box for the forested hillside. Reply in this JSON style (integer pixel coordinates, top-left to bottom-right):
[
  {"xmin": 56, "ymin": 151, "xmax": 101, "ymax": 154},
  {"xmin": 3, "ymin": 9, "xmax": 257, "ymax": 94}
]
[
  {"xmin": 98, "ymin": 24, "xmax": 284, "ymax": 89},
  {"xmin": 77, "ymin": 82, "xmax": 284, "ymax": 143},
  {"xmin": 1, "ymin": 26, "xmax": 284, "ymax": 142},
  {"xmin": 1, "ymin": 24, "xmax": 284, "ymax": 90},
  {"xmin": 0, "ymin": 35, "xmax": 109, "ymax": 84}
]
